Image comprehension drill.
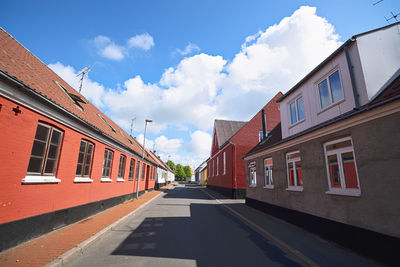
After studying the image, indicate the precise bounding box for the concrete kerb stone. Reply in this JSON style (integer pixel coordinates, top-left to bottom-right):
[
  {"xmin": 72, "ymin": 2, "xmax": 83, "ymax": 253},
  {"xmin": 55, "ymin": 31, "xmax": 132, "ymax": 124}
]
[
  {"xmin": 45, "ymin": 191, "xmax": 166, "ymax": 267},
  {"xmin": 200, "ymin": 188, "xmax": 318, "ymax": 267}
]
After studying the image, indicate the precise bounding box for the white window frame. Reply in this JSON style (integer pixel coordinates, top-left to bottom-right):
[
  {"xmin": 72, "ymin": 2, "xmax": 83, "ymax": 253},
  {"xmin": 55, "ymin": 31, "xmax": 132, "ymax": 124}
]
[
  {"xmin": 317, "ymin": 69, "xmax": 344, "ymax": 111},
  {"xmin": 248, "ymin": 162, "xmax": 257, "ymax": 187},
  {"xmin": 288, "ymin": 95, "xmax": 305, "ymax": 126},
  {"xmin": 286, "ymin": 151, "xmax": 303, "ymax": 191},
  {"xmin": 101, "ymin": 148, "xmax": 113, "ymax": 182},
  {"xmin": 264, "ymin": 158, "xmax": 274, "ymax": 189},
  {"xmin": 216, "ymin": 156, "xmax": 219, "ymax": 176},
  {"xmin": 324, "ymin": 137, "xmax": 361, "ymax": 197},
  {"xmin": 223, "ymin": 152, "xmax": 226, "ymax": 175},
  {"xmin": 213, "ymin": 159, "xmax": 215, "ymax": 177},
  {"xmin": 74, "ymin": 139, "xmax": 94, "ymax": 183},
  {"xmin": 117, "ymin": 154, "xmax": 126, "ymax": 182}
]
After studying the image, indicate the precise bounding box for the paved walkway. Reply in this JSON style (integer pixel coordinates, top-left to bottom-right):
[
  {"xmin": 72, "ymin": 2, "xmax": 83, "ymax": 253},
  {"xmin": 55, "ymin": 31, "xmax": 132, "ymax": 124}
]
[{"xmin": 0, "ymin": 185, "xmax": 173, "ymax": 267}]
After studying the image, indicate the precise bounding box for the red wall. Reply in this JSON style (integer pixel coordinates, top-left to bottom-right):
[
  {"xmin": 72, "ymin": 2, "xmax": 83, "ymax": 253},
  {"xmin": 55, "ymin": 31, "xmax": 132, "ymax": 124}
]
[
  {"xmin": 207, "ymin": 144, "xmax": 234, "ymax": 189},
  {"xmin": 0, "ymin": 96, "xmax": 155, "ymax": 224}
]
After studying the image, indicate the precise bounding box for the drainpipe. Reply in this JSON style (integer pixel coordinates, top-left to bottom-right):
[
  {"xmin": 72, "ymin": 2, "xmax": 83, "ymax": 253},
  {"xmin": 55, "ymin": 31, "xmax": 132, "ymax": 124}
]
[
  {"xmin": 261, "ymin": 109, "xmax": 267, "ymax": 140},
  {"xmin": 344, "ymin": 42, "xmax": 360, "ymax": 109}
]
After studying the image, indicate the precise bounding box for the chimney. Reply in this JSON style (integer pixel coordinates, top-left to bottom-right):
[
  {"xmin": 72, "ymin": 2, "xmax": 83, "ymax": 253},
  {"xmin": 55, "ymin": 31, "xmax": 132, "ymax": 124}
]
[{"xmin": 261, "ymin": 109, "xmax": 267, "ymax": 140}]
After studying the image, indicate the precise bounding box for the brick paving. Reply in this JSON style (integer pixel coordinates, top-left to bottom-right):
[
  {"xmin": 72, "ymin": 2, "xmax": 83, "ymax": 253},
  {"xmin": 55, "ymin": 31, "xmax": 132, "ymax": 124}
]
[{"xmin": 0, "ymin": 186, "xmax": 173, "ymax": 267}]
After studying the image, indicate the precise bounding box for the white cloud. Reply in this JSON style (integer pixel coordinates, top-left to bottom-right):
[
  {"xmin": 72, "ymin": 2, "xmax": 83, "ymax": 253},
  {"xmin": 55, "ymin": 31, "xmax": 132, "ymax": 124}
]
[
  {"xmin": 155, "ymin": 136, "xmax": 183, "ymax": 154},
  {"xmin": 100, "ymin": 44, "xmax": 125, "ymax": 60},
  {"xmin": 188, "ymin": 130, "xmax": 212, "ymax": 155},
  {"xmin": 127, "ymin": 33, "xmax": 154, "ymax": 51},
  {"xmin": 175, "ymin": 42, "xmax": 200, "ymax": 56}
]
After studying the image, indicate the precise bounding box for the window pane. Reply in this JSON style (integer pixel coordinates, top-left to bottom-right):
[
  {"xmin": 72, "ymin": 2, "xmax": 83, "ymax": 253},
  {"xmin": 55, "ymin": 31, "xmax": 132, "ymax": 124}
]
[
  {"xmin": 79, "ymin": 141, "xmax": 86, "ymax": 153},
  {"xmin": 35, "ymin": 125, "xmax": 49, "ymax": 141},
  {"xmin": 329, "ymin": 71, "xmax": 343, "ymax": 103},
  {"xmin": 328, "ymin": 154, "xmax": 341, "ymax": 187},
  {"xmin": 288, "ymin": 162, "xmax": 294, "ymax": 186},
  {"xmin": 51, "ymin": 130, "xmax": 61, "ymax": 145},
  {"xmin": 44, "ymin": 159, "xmax": 55, "ymax": 174},
  {"xmin": 76, "ymin": 163, "xmax": 83, "ymax": 175},
  {"xmin": 31, "ymin": 141, "xmax": 46, "ymax": 157},
  {"xmin": 28, "ymin": 157, "xmax": 43, "ymax": 173},
  {"xmin": 84, "ymin": 165, "xmax": 90, "ymax": 176},
  {"xmin": 136, "ymin": 162, "xmax": 140, "ymax": 180},
  {"xmin": 290, "ymin": 102, "xmax": 297, "ymax": 124},
  {"xmin": 326, "ymin": 140, "xmax": 352, "ymax": 151},
  {"xmin": 265, "ymin": 166, "xmax": 270, "ymax": 185},
  {"xmin": 319, "ymin": 79, "xmax": 330, "ymax": 109},
  {"xmin": 295, "ymin": 160, "xmax": 303, "ymax": 186},
  {"xmin": 296, "ymin": 97, "xmax": 304, "ymax": 121},
  {"xmin": 48, "ymin": 144, "xmax": 58, "ymax": 159},
  {"xmin": 342, "ymin": 152, "xmax": 358, "ymax": 189},
  {"xmin": 141, "ymin": 163, "xmax": 145, "ymax": 180}
]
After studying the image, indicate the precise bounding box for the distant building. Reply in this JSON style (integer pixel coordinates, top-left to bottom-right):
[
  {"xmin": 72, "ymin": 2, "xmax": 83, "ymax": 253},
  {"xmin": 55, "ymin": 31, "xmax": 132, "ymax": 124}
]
[{"xmin": 195, "ymin": 159, "xmax": 207, "ymax": 185}]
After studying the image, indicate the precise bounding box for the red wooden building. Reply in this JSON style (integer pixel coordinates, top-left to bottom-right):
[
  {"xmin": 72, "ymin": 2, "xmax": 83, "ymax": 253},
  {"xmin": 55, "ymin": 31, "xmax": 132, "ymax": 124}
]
[
  {"xmin": 207, "ymin": 92, "xmax": 282, "ymax": 198},
  {"xmin": 0, "ymin": 28, "xmax": 157, "ymax": 251}
]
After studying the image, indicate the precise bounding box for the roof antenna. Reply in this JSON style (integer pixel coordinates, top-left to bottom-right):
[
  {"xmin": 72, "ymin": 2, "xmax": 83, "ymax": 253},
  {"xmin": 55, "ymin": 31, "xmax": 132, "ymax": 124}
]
[
  {"xmin": 372, "ymin": 0, "xmax": 384, "ymax": 5},
  {"xmin": 77, "ymin": 67, "xmax": 91, "ymax": 93},
  {"xmin": 385, "ymin": 11, "xmax": 400, "ymax": 24},
  {"xmin": 130, "ymin": 117, "xmax": 136, "ymax": 137}
]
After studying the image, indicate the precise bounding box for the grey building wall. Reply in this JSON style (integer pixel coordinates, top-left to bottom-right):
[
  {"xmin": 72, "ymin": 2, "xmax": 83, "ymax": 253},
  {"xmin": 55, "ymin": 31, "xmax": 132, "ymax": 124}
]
[{"xmin": 246, "ymin": 111, "xmax": 400, "ymax": 238}]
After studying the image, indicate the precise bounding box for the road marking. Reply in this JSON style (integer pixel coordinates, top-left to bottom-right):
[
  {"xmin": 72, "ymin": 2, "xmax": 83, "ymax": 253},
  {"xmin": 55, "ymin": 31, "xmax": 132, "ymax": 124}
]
[{"xmin": 200, "ymin": 188, "xmax": 319, "ymax": 267}]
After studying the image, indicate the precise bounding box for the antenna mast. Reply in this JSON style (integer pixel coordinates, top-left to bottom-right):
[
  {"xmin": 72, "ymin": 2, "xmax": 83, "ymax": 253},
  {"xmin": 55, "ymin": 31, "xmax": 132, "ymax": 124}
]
[{"xmin": 77, "ymin": 67, "xmax": 91, "ymax": 93}]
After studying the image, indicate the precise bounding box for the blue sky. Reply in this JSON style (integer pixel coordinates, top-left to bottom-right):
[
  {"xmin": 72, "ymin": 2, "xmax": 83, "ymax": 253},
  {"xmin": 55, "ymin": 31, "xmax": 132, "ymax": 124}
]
[{"xmin": 2, "ymin": 0, "xmax": 399, "ymax": 167}]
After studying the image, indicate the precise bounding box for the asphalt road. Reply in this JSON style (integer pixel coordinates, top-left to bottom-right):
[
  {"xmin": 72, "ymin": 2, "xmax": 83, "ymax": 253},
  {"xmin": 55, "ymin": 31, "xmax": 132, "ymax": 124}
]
[{"xmin": 64, "ymin": 184, "xmax": 306, "ymax": 267}]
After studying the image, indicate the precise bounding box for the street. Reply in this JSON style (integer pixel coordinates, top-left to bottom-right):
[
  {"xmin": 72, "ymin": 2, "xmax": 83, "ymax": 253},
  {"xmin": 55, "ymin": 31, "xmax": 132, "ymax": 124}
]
[{"xmin": 64, "ymin": 184, "xmax": 376, "ymax": 267}]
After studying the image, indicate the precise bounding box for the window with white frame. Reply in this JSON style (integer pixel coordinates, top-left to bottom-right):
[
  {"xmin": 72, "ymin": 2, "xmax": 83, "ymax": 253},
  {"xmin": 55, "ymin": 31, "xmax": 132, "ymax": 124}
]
[
  {"xmin": 318, "ymin": 70, "xmax": 344, "ymax": 109},
  {"xmin": 213, "ymin": 159, "xmax": 215, "ymax": 176},
  {"xmin": 248, "ymin": 162, "xmax": 257, "ymax": 187},
  {"xmin": 135, "ymin": 161, "xmax": 140, "ymax": 180},
  {"xmin": 216, "ymin": 156, "xmax": 219, "ymax": 176},
  {"xmin": 289, "ymin": 96, "xmax": 305, "ymax": 125},
  {"xmin": 324, "ymin": 137, "xmax": 360, "ymax": 196},
  {"xmin": 223, "ymin": 152, "xmax": 226, "ymax": 175},
  {"xmin": 75, "ymin": 139, "xmax": 94, "ymax": 182},
  {"xmin": 27, "ymin": 122, "xmax": 63, "ymax": 176},
  {"xmin": 117, "ymin": 154, "xmax": 126, "ymax": 181},
  {"xmin": 286, "ymin": 151, "xmax": 303, "ymax": 190},
  {"xmin": 128, "ymin": 158, "xmax": 135, "ymax": 181},
  {"xmin": 102, "ymin": 148, "xmax": 113, "ymax": 179},
  {"xmin": 264, "ymin": 158, "xmax": 273, "ymax": 188}
]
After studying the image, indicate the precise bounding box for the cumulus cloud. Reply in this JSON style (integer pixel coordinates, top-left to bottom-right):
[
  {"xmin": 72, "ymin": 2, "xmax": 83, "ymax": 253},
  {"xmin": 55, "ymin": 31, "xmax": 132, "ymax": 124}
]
[
  {"xmin": 175, "ymin": 42, "xmax": 200, "ymax": 56},
  {"xmin": 127, "ymin": 33, "xmax": 154, "ymax": 51},
  {"xmin": 188, "ymin": 130, "xmax": 212, "ymax": 155}
]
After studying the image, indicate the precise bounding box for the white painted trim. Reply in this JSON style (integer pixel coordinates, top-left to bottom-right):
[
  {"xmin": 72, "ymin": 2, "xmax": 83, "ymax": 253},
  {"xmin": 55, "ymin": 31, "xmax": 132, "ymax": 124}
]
[
  {"xmin": 263, "ymin": 185, "xmax": 274, "ymax": 189},
  {"xmin": 326, "ymin": 189, "xmax": 361, "ymax": 197},
  {"xmin": 117, "ymin": 178, "xmax": 125, "ymax": 182},
  {"xmin": 100, "ymin": 178, "xmax": 112, "ymax": 183},
  {"xmin": 22, "ymin": 175, "xmax": 61, "ymax": 184},
  {"xmin": 73, "ymin": 177, "xmax": 93, "ymax": 183},
  {"xmin": 286, "ymin": 186, "xmax": 303, "ymax": 192}
]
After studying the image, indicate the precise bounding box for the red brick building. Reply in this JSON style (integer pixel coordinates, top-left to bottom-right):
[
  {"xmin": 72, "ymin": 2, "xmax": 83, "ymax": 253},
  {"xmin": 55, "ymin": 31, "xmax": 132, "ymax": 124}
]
[
  {"xmin": 207, "ymin": 92, "xmax": 282, "ymax": 198},
  {"xmin": 0, "ymin": 28, "xmax": 157, "ymax": 251}
]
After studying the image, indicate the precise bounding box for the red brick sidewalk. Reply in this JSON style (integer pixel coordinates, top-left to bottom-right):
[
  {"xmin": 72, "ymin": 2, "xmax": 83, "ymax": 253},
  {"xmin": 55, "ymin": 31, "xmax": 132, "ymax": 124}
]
[{"xmin": 0, "ymin": 186, "xmax": 173, "ymax": 266}]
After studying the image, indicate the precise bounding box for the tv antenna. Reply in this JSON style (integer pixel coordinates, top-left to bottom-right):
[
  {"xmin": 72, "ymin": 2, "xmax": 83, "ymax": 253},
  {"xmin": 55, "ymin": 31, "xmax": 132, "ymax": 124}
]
[
  {"xmin": 385, "ymin": 11, "xmax": 400, "ymax": 23},
  {"xmin": 77, "ymin": 67, "xmax": 91, "ymax": 93},
  {"xmin": 373, "ymin": 0, "xmax": 384, "ymax": 5},
  {"xmin": 130, "ymin": 117, "xmax": 136, "ymax": 137}
]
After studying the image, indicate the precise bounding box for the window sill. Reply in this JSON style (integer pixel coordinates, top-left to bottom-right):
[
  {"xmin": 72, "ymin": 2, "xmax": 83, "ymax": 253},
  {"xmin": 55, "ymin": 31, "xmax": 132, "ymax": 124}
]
[
  {"xmin": 263, "ymin": 185, "xmax": 274, "ymax": 189},
  {"xmin": 22, "ymin": 175, "xmax": 61, "ymax": 184},
  {"xmin": 74, "ymin": 177, "xmax": 93, "ymax": 183},
  {"xmin": 317, "ymin": 98, "xmax": 345, "ymax": 115},
  {"xmin": 286, "ymin": 186, "xmax": 303, "ymax": 192},
  {"xmin": 288, "ymin": 118, "xmax": 305, "ymax": 129},
  {"xmin": 100, "ymin": 177, "xmax": 112, "ymax": 183},
  {"xmin": 326, "ymin": 189, "xmax": 361, "ymax": 197},
  {"xmin": 117, "ymin": 178, "xmax": 125, "ymax": 182},
  {"xmin": 248, "ymin": 184, "xmax": 257, "ymax": 188}
]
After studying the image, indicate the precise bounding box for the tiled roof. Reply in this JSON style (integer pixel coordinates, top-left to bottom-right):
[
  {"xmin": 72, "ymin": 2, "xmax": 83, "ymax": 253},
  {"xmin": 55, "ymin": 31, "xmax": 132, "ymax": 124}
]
[
  {"xmin": 0, "ymin": 28, "xmax": 153, "ymax": 163},
  {"xmin": 214, "ymin": 119, "xmax": 246, "ymax": 147}
]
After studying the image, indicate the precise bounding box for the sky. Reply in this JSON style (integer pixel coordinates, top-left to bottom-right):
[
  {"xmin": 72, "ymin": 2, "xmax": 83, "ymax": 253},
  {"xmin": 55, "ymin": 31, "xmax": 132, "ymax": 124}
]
[{"xmin": 1, "ymin": 0, "xmax": 399, "ymax": 168}]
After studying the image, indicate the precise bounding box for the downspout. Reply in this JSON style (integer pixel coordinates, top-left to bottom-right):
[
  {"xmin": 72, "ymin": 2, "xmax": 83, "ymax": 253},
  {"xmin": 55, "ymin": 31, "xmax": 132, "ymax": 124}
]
[{"xmin": 344, "ymin": 42, "xmax": 360, "ymax": 109}]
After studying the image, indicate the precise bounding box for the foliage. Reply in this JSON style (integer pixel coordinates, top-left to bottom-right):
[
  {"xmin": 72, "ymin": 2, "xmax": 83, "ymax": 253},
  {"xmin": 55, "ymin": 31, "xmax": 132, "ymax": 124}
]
[
  {"xmin": 183, "ymin": 166, "xmax": 192, "ymax": 178},
  {"xmin": 175, "ymin": 164, "xmax": 185, "ymax": 180},
  {"xmin": 166, "ymin": 160, "xmax": 176, "ymax": 172}
]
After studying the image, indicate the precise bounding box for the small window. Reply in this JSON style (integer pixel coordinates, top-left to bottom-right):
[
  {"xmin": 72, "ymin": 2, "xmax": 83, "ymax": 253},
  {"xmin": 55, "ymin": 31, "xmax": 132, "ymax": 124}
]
[
  {"xmin": 98, "ymin": 114, "xmax": 116, "ymax": 133},
  {"xmin": 54, "ymin": 80, "xmax": 85, "ymax": 111},
  {"xmin": 259, "ymin": 131, "xmax": 264, "ymax": 142},
  {"xmin": 216, "ymin": 156, "xmax": 219, "ymax": 176},
  {"xmin": 324, "ymin": 137, "xmax": 360, "ymax": 196},
  {"xmin": 102, "ymin": 149, "xmax": 113, "ymax": 178},
  {"xmin": 248, "ymin": 161, "xmax": 257, "ymax": 187},
  {"xmin": 135, "ymin": 161, "xmax": 141, "ymax": 180},
  {"xmin": 75, "ymin": 139, "xmax": 94, "ymax": 179},
  {"xmin": 223, "ymin": 152, "xmax": 226, "ymax": 175},
  {"xmin": 128, "ymin": 158, "xmax": 135, "ymax": 181},
  {"xmin": 318, "ymin": 70, "xmax": 344, "ymax": 109},
  {"xmin": 289, "ymin": 96, "xmax": 305, "ymax": 125},
  {"xmin": 286, "ymin": 151, "xmax": 303, "ymax": 191},
  {"xmin": 117, "ymin": 154, "xmax": 126, "ymax": 180},
  {"xmin": 213, "ymin": 160, "xmax": 215, "ymax": 177},
  {"xmin": 120, "ymin": 130, "xmax": 133, "ymax": 144},
  {"xmin": 264, "ymin": 158, "xmax": 273, "ymax": 188},
  {"xmin": 27, "ymin": 122, "xmax": 63, "ymax": 176},
  {"xmin": 141, "ymin": 163, "xmax": 145, "ymax": 180}
]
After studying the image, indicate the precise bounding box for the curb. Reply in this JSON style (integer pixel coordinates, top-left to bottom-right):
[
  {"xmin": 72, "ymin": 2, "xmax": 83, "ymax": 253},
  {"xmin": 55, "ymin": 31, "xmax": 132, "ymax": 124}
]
[
  {"xmin": 200, "ymin": 188, "xmax": 319, "ymax": 267},
  {"xmin": 45, "ymin": 191, "xmax": 165, "ymax": 267}
]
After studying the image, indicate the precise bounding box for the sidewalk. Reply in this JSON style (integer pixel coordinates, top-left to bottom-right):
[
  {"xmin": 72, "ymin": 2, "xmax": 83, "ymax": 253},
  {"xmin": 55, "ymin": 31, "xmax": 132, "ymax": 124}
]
[{"xmin": 0, "ymin": 185, "xmax": 174, "ymax": 267}]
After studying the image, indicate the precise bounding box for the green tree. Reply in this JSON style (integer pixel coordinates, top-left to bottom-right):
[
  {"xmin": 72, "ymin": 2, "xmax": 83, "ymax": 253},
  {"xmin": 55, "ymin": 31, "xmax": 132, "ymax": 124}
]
[
  {"xmin": 166, "ymin": 160, "xmax": 176, "ymax": 172},
  {"xmin": 183, "ymin": 165, "xmax": 192, "ymax": 178},
  {"xmin": 175, "ymin": 164, "xmax": 185, "ymax": 180}
]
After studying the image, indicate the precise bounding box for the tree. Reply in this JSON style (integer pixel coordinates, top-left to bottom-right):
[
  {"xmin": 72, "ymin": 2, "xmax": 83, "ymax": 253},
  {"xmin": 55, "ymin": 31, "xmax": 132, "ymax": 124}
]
[
  {"xmin": 175, "ymin": 164, "xmax": 185, "ymax": 180},
  {"xmin": 166, "ymin": 160, "xmax": 176, "ymax": 172},
  {"xmin": 183, "ymin": 166, "xmax": 192, "ymax": 178}
]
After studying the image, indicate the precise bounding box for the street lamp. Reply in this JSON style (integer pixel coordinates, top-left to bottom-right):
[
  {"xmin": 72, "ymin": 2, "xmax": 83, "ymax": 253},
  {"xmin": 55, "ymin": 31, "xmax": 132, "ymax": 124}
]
[{"xmin": 136, "ymin": 119, "xmax": 152, "ymax": 199}]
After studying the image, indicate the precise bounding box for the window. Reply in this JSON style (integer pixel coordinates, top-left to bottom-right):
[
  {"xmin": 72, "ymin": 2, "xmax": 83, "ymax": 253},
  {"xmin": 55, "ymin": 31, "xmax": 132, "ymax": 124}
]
[
  {"xmin": 248, "ymin": 162, "xmax": 256, "ymax": 187},
  {"xmin": 98, "ymin": 114, "xmax": 116, "ymax": 133},
  {"xmin": 264, "ymin": 158, "xmax": 273, "ymax": 188},
  {"xmin": 223, "ymin": 152, "xmax": 226, "ymax": 175},
  {"xmin": 216, "ymin": 156, "xmax": 219, "ymax": 176},
  {"xmin": 289, "ymin": 96, "xmax": 305, "ymax": 125},
  {"xmin": 259, "ymin": 131, "xmax": 264, "ymax": 142},
  {"xmin": 318, "ymin": 70, "xmax": 344, "ymax": 109},
  {"xmin": 324, "ymin": 137, "xmax": 360, "ymax": 196},
  {"xmin": 286, "ymin": 151, "xmax": 303, "ymax": 191},
  {"xmin": 128, "ymin": 158, "xmax": 135, "ymax": 181},
  {"xmin": 117, "ymin": 154, "xmax": 126, "ymax": 181},
  {"xmin": 101, "ymin": 149, "xmax": 113, "ymax": 181},
  {"xmin": 27, "ymin": 122, "xmax": 63, "ymax": 177},
  {"xmin": 135, "ymin": 161, "xmax": 140, "ymax": 180},
  {"xmin": 141, "ymin": 163, "xmax": 145, "ymax": 180},
  {"xmin": 54, "ymin": 80, "xmax": 85, "ymax": 111},
  {"xmin": 75, "ymin": 139, "xmax": 94, "ymax": 182},
  {"xmin": 213, "ymin": 160, "xmax": 215, "ymax": 176}
]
